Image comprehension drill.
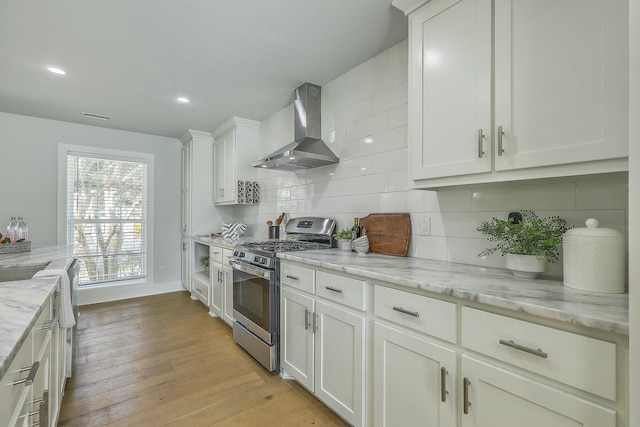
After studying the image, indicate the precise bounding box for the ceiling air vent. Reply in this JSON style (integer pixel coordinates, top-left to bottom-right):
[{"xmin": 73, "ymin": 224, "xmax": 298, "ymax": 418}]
[{"xmin": 82, "ymin": 111, "xmax": 112, "ymax": 121}]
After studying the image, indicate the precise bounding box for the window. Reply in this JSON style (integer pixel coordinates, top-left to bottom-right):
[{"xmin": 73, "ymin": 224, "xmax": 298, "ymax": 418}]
[{"xmin": 64, "ymin": 148, "xmax": 152, "ymax": 286}]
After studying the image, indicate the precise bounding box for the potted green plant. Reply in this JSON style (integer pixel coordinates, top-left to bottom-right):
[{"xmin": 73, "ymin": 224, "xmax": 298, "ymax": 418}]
[
  {"xmin": 333, "ymin": 228, "xmax": 354, "ymax": 252},
  {"xmin": 477, "ymin": 210, "xmax": 571, "ymax": 278},
  {"xmin": 200, "ymin": 255, "xmax": 210, "ymax": 277}
]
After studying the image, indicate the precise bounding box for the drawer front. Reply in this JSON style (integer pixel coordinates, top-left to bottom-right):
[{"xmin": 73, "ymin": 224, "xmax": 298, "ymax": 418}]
[
  {"xmin": 0, "ymin": 330, "xmax": 33, "ymax": 423},
  {"xmin": 33, "ymin": 296, "xmax": 53, "ymax": 357},
  {"xmin": 374, "ymin": 285, "xmax": 457, "ymax": 343},
  {"xmin": 281, "ymin": 262, "xmax": 314, "ymax": 294},
  {"xmin": 209, "ymin": 246, "xmax": 224, "ymax": 264},
  {"xmin": 461, "ymin": 307, "xmax": 617, "ymax": 400},
  {"xmin": 315, "ymin": 271, "xmax": 366, "ymax": 311},
  {"xmin": 191, "ymin": 277, "xmax": 210, "ymax": 305},
  {"xmin": 222, "ymin": 248, "xmax": 235, "ymax": 266}
]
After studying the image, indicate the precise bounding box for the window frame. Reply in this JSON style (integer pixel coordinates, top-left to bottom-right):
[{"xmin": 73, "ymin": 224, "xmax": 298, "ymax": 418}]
[{"xmin": 57, "ymin": 144, "xmax": 154, "ymax": 288}]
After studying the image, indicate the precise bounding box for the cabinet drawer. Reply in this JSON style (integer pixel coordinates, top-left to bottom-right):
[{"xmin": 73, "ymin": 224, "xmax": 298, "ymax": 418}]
[
  {"xmin": 281, "ymin": 263, "xmax": 314, "ymax": 294},
  {"xmin": 222, "ymin": 248, "xmax": 234, "ymax": 266},
  {"xmin": 461, "ymin": 307, "xmax": 617, "ymax": 400},
  {"xmin": 33, "ymin": 296, "xmax": 53, "ymax": 357},
  {"xmin": 374, "ymin": 285, "xmax": 457, "ymax": 343},
  {"xmin": 316, "ymin": 271, "xmax": 366, "ymax": 311},
  {"xmin": 0, "ymin": 330, "xmax": 33, "ymax": 423},
  {"xmin": 209, "ymin": 246, "xmax": 224, "ymax": 264}
]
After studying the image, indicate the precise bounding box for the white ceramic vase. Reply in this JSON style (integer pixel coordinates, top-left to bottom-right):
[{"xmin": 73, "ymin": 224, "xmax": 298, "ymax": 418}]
[
  {"xmin": 505, "ymin": 254, "xmax": 546, "ymax": 279},
  {"xmin": 340, "ymin": 239, "xmax": 352, "ymax": 252}
]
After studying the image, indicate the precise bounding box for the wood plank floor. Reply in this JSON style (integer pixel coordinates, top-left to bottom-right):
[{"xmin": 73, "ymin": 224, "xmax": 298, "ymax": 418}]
[{"xmin": 58, "ymin": 291, "xmax": 349, "ymax": 426}]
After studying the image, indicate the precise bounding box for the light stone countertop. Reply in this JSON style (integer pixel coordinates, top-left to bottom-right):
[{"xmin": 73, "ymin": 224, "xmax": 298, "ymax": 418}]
[
  {"xmin": 190, "ymin": 235, "xmax": 259, "ymax": 250},
  {"xmin": 278, "ymin": 249, "xmax": 629, "ymax": 336},
  {"xmin": 0, "ymin": 245, "xmax": 75, "ymax": 379}
]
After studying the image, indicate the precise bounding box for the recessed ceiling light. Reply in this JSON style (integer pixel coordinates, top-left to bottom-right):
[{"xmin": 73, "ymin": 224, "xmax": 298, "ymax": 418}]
[
  {"xmin": 177, "ymin": 97, "xmax": 190, "ymax": 103},
  {"xmin": 47, "ymin": 66, "xmax": 66, "ymax": 75}
]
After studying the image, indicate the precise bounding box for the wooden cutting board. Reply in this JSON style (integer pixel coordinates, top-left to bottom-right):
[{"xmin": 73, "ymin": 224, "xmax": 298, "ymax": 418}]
[{"xmin": 359, "ymin": 213, "xmax": 411, "ymax": 257}]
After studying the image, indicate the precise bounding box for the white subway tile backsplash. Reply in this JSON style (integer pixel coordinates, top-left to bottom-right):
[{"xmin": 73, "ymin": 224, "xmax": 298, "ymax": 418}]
[
  {"xmin": 373, "ymin": 147, "xmax": 407, "ymax": 173},
  {"xmin": 345, "ymin": 50, "xmax": 388, "ymax": 86},
  {"xmin": 410, "ymin": 235, "xmax": 448, "ymax": 261},
  {"xmin": 388, "ymin": 169, "xmax": 410, "ymax": 192},
  {"xmin": 372, "ymin": 82, "xmax": 408, "ymax": 114},
  {"xmin": 436, "ymin": 189, "xmax": 474, "ymax": 212},
  {"xmin": 388, "ymin": 104, "xmax": 408, "ymax": 129},
  {"xmin": 358, "ymin": 61, "xmax": 407, "ymax": 100},
  {"xmin": 341, "ymin": 111, "xmax": 389, "ymax": 142},
  {"xmin": 576, "ymin": 179, "xmax": 628, "ymax": 210},
  {"xmin": 334, "ymin": 99, "xmax": 373, "ymax": 128},
  {"xmin": 442, "ymin": 212, "xmax": 496, "ymax": 239},
  {"xmin": 388, "ymin": 39, "xmax": 409, "ymax": 67},
  {"xmin": 359, "ymin": 127, "xmax": 406, "ymax": 157},
  {"xmin": 447, "ymin": 238, "xmax": 506, "ymax": 269},
  {"xmin": 470, "ymin": 183, "xmax": 576, "ymax": 211},
  {"xmin": 317, "ymin": 174, "xmax": 388, "ymax": 198}
]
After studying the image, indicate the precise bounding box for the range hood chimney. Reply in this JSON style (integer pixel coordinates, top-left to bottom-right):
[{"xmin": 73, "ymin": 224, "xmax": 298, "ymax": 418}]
[{"xmin": 253, "ymin": 83, "xmax": 339, "ymax": 171}]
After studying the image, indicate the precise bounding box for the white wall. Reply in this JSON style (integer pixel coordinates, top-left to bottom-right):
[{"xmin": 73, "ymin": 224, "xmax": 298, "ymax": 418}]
[
  {"xmin": 235, "ymin": 40, "xmax": 629, "ymax": 279},
  {"xmin": 0, "ymin": 112, "xmax": 183, "ymax": 298}
]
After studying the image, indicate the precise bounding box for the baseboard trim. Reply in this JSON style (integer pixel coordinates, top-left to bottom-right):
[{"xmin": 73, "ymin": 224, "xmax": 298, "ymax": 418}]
[{"xmin": 78, "ymin": 280, "xmax": 183, "ymax": 305}]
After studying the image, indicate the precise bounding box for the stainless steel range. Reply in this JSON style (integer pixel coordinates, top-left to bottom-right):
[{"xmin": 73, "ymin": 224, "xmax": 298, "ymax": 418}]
[{"xmin": 230, "ymin": 217, "xmax": 336, "ymax": 372}]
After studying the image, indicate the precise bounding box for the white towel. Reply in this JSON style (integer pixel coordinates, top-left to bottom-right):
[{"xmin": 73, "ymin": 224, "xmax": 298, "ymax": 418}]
[{"xmin": 33, "ymin": 267, "xmax": 76, "ymax": 329}]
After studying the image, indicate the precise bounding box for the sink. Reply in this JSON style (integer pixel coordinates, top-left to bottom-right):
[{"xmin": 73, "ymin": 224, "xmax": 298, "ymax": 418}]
[{"xmin": 0, "ymin": 264, "xmax": 49, "ymax": 282}]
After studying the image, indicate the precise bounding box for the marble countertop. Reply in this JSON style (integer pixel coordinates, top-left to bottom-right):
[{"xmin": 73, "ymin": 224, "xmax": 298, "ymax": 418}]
[
  {"xmin": 0, "ymin": 246, "xmax": 75, "ymax": 379},
  {"xmin": 190, "ymin": 235, "xmax": 259, "ymax": 250},
  {"xmin": 278, "ymin": 250, "xmax": 629, "ymax": 336}
]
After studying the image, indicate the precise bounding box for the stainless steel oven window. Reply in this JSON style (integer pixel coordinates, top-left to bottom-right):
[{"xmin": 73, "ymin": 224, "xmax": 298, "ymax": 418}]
[{"xmin": 231, "ymin": 260, "xmax": 277, "ymax": 339}]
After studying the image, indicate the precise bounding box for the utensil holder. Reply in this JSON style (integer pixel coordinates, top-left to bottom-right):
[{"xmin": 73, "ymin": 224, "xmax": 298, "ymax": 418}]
[{"xmin": 268, "ymin": 226, "xmax": 280, "ymax": 240}]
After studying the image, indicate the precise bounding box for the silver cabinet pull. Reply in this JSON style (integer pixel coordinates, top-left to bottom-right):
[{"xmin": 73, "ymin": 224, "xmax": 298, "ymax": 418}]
[
  {"xmin": 463, "ymin": 377, "xmax": 472, "ymax": 414},
  {"xmin": 392, "ymin": 306, "xmax": 419, "ymax": 318},
  {"xmin": 477, "ymin": 129, "xmax": 485, "ymax": 158},
  {"xmin": 499, "ymin": 339, "xmax": 548, "ymax": 359},
  {"xmin": 440, "ymin": 367, "xmax": 449, "ymax": 402},
  {"xmin": 312, "ymin": 313, "xmax": 317, "ymax": 333},
  {"xmin": 14, "ymin": 361, "xmax": 39, "ymax": 386},
  {"xmin": 497, "ymin": 126, "xmax": 504, "ymax": 156},
  {"xmin": 325, "ymin": 286, "xmax": 343, "ymax": 294},
  {"xmin": 304, "ymin": 308, "xmax": 309, "ymax": 330},
  {"xmin": 286, "ymin": 275, "xmax": 299, "ymax": 280}
]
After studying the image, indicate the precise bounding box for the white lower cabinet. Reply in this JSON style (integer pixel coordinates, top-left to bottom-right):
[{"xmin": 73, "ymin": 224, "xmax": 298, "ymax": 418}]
[
  {"xmin": 279, "ymin": 262, "xmax": 626, "ymax": 426},
  {"xmin": 1, "ymin": 290, "xmax": 63, "ymax": 427},
  {"xmin": 280, "ymin": 262, "xmax": 366, "ymax": 427},
  {"xmin": 314, "ymin": 300, "xmax": 365, "ymax": 426},
  {"xmin": 373, "ymin": 321, "xmax": 456, "ymax": 427},
  {"xmin": 208, "ymin": 245, "xmax": 234, "ymax": 325},
  {"xmin": 461, "ymin": 355, "xmax": 615, "ymax": 427}
]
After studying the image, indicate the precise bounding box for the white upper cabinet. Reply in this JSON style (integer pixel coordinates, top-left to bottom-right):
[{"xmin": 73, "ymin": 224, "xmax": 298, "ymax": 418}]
[
  {"xmin": 180, "ymin": 130, "xmax": 215, "ymax": 235},
  {"xmin": 399, "ymin": 0, "xmax": 629, "ymax": 188},
  {"xmin": 212, "ymin": 117, "xmax": 259, "ymax": 205},
  {"xmin": 409, "ymin": 0, "xmax": 493, "ymax": 180}
]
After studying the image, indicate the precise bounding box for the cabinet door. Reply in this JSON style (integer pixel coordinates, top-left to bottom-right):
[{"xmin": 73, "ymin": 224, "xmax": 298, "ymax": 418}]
[
  {"xmin": 222, "ymin": 265, "xmax": 234, "ymax": 326},
  {"xmin": 280, "ymin": 287, "xmax": 315, "ymax": 391},
  {"xmin": 409, "ymin": 0, "xmax": 492, "ymax": 180},
  {"xmin": 181, "ymin": 239, "xmax": 191, "ymax": 291},
  {"xmin": 213, "ymin": 134, "xmax": 227, "ymax": 204},
  {"xmin": 209, "ymin": 263, "xmax": 223, "ymax": 317},
  {"xmin": 314, "ymin": 300, "xmax": 365, "ymax": 427},
  {"xmin": 494, "ymin": 0, "xmax": 628, "ymax": 171},
  {"xmin": 461, "ymin": 355, "xmax": 616, "ymax": 427},
  {"xmin": 374, "ymin": 322, "xmax": 456, "ymax": 427},
  {"xmin": 181, "ymin": 141, "xmax": 191, "ymax": 235}
]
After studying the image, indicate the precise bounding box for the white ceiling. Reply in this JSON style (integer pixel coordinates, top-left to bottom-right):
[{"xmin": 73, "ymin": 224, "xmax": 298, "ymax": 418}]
[{"xmin": 0, "ymin": 1, "xmax": 408, "ymax": 139}]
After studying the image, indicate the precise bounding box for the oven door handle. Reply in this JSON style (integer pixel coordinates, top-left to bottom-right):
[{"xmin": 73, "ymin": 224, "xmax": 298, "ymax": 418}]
[{"xmin": 230, "ymin": 259, "xmax": 272, "ymax": 280}]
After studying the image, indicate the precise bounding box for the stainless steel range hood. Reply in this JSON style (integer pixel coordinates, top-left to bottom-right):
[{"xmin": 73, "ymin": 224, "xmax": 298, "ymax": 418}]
[{"xmin": 253, "ymin": 83, "xmax": 339, "ymax": 171}]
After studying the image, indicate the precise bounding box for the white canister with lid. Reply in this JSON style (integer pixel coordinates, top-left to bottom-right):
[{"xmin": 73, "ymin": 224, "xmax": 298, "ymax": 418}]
[{"xmin": 563, "ymin": 218, "xmax": 626, "ymax": 293}]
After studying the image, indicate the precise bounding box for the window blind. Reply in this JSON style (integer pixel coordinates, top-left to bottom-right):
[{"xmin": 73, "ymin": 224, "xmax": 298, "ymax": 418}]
[{"xmin": 66, "ymin": 153, "xmax": 148, "ymax": 285}]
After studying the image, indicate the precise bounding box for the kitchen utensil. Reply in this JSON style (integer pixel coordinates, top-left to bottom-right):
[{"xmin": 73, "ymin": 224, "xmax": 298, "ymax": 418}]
[
  {"xmin": 359, "ymin": 213, "xmax": 411, "ymax": 256},
  {"xmin": 267, "ymin": 221, "xmax": 273, "ymax": 226},
  {"xmin": 275, "ymin": 212, "xmax": 286, "ymax": 226},
  {"xmin": 563, "ymin": 218, "xmax": 625, "ymax": 293}
]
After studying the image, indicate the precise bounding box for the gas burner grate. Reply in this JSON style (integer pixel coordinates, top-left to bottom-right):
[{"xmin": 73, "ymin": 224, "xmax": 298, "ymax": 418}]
[{"xmin": 242, "ymin": 240, "xmax": 325, "ymax": 253}]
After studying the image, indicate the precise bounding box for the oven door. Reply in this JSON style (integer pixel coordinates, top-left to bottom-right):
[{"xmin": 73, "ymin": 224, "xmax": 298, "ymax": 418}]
[{"xmin": 230, "ymin": 259, "xmax": 277, "ymax": 345}]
